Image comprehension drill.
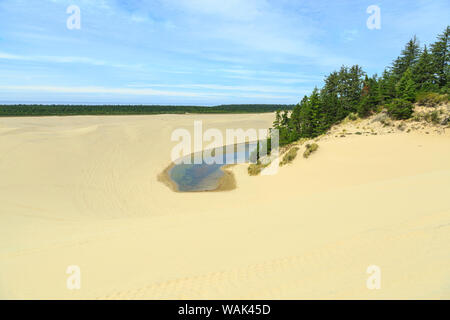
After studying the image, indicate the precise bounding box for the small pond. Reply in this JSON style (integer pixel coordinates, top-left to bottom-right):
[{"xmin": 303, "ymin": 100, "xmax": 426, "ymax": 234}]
[{"xmin": 169, "ymin": 142, "xmax": 258, "ymax": 192}]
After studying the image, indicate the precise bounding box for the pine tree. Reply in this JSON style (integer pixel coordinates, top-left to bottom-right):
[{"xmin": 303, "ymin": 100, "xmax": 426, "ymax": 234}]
[
  {"xmin": 348, "ymin": 65, "xmax": 366, "ymax": 112},
  {"xmin": 392, "ymin": 36, "xmax": 421, "ymax": 79},
  {"xmin": 378, "ymin": 69, "xmax": 397, "ymax": 103},
  {"xmin": 310, "ymin": 88, "xmax": 327, "ymax": 136},
  {"xmin": 357, "ymin": 96, "xmax": 371, "ymax": 118},
  {"xmin": 321, "ymin": 71, "xmax": 342, "ymax": 122},
  {"xmin": 273, "ymin": 110, "xmax": 281, "ymax": 129},
  {"xmin": 413, "ymin": 45, "xmax": 438, "ymax": 92},
  {"xmin": 357, "ymin": 75, "xmax": 378, "ymax": 117},
  {"xmin": 368, "ymin": 74, "xmax": 381, "ymax": 105},
  {"xmin": 290, "ymin": 103, "xmax": 302, "ymax": 133},
  {"xmin": 298, "ymin": 94, "xmax": 315, "ymax": 138},
  {"xmin": 430, "ymin": 26, "xmax": 449, "ymax": 88},
  {"xmin": 337, "ymin": 65, "xmax": 365, "ymax": 114},
  {"xmin": 281, "ymin": 110, "xmax": 289, "ymax": 127},
  {"xmin": 396, "ymin": 68, "xmax": 416, "ymax": 102}
]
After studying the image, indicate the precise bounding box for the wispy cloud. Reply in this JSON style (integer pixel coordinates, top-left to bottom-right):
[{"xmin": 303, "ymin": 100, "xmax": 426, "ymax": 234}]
[
  {"xmin": 0, "ymin": 52, "xmax": 141, "ymax": 69},
  {"xmin": 0, "ymin": 85, "xmax": 300, "ymax": 101},
  {"xmin": 0, "ymin": 0, "xmax": 448, "ymax": 104},
  {"xmin": 127, "ymin": 83, "xmax": 306, "ymax": 94},
  {"xmin": 341, "ymin": 29, "xmax": 359, "ymax": 42}
]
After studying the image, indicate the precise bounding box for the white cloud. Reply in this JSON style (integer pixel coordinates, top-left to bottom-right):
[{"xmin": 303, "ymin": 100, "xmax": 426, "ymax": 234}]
[
  {"xmin": 0, "ymin": 85, "xmax": 299, "ymax": 100},
  {"xmin": 161, "ymin": 0, "xmax": 349, "ymax": 67},
  {"xmin": 0, "ymin": 51, "xmax": 140, "ymax": 69},
  {"xmin": 341, "ymin": 29, "xmax": 359, "ymax": 42},
  {"xmin": 127, "ymin": 83, "xmax": 304, "ymax": 94}
]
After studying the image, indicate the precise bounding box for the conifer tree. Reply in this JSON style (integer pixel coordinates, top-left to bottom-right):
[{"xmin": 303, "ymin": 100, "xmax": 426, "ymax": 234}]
[
  {"xmin": 321, "ymin": 71, "xmax": 342, "ymax": 122},
  {"xmin": 396, "ymin": 68, "xmax": 416, "ymax": 102},
  {"xmin": 378, "ymin": 69, "xmax": 397, "ymax": 103},
  {"xmin": 413, "ymin": 45, "xmax": 438, "ymax": 92},
  {"xmin": 392, "ymin": 36, "xmax": 421, "ymax": 79},
  {"xmin": 430, "ymin": 26, "xmax": 449, "ymax": 88},
  {"xmin": 273, "ymin": 110, "xmax": 281, "ymax": 129},
  {"xmin": 298, "ymin": 94, "xmax": 314, "ymax": 138},
  {"xmin": 357, "ymin": 75, "xmax": 378, "ymax": 117}
]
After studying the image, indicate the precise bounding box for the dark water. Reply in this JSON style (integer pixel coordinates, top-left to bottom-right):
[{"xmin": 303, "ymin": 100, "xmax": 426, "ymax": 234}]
[{"xmin": 169, "ymin": 142, "xmax": 258, "ymax": 192}]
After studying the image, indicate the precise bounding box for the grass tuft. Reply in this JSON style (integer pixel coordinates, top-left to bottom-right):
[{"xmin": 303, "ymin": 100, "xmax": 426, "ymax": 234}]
[
  {"xmin": 280, "ymin": 147, "xmax": 300, "ymax": 166},
  {"xmin": 303, "ymin": 143, "xmax": 319, "ymax": 158},
  {"xmin": 416, "ymin": 92, "xmax": 449, "ymax": 107},
  {"xmin": 248, "ymin": 161, "xmax": 270, "ymax": 176}
]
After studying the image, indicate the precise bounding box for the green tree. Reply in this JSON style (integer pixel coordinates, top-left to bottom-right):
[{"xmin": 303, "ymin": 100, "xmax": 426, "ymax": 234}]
[
  {"xmin": 412, "ymin": 45, "xmax": 438, "ymax": 92},
  {"xmin": 357, "ymin": 75, "xmax": 379, "ymax": 117},
  {"xmin": 298, "ymin": 94, "xmax": 315, "ymax": 138},
  {"xmin": 321, "ymin": 71, "xmax": 343, "ymax": 124},
  {"xmin": 396, "ymin": 68, "xmax": 416, "ymax": 102},
  {"xmin": 387, "ymin": 99, "xmax": 414, "ymax": 120},
  {"xmin": 337, "ymin": 65, "xmax": 365, "ymax": 114},
  {"xmin": 378, "ymin": 69, "xmax": 397, "ymax": 103},
  {"xmin": 357, "ymin": 95, "xmax": 372, "ymax": 118},
  {"xmin": 430, "ymin": 26, "xmax": 449, "ymax": 88},
  {"xmin": 273, "ymin": 110, "xmax": 282, "ymax": 129},
  {"xmin": 357, "ymin": 75, "xmax": 370, "ymax": 117},
  {"xmin": 392, "ymin": 36, "xmax": 421, "ymax": 79}
]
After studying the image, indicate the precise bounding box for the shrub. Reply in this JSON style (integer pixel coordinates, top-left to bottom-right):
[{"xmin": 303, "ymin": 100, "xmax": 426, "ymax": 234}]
[
  {"xmin": 248, "ymin": 161, "xmax": 270, "ymax": 176},
  {"xmin": 412, "ymin": 112, "xmax": 425, "ymax": 122},
  {"xmin": 372, "ymin": 113, "xmax": 388, "ymax": 124},
  {"xmin": 416, "ymin": 92, "xmax": 449, "ymax": 107},
  {"xmin": 387, "ymin": 99, "xmax": 414, "ymax": 120},
  {"xmin": 248, "ymin": 163, "xmax": 263, "ymax": 176},
  {"xmin": 397, "ymin": 123, "xmax": 406, "ymax": 131},
  {"xmin": 380, "ymin": 117, "xmax": 393, "ymax": 127},
  {"xmin": 440, "ymin": 86, "xmax": 450, "ymax": 95},
  {"xmin": 357, "ymin": 97, "xmax": 372, "ymax": 118},
  {"xmin": 280, "ymin": 147, "xmax": 299, "ymax": 166},
  {"xmin": 303, "ymin": 143, "xmax": 319, "ymax": 158},
  {"xmin": 430, "ymin": 110, "xmax": 441, "ymax": 124},
  {"xmin": 348, "ymin": 112, "xmax": 358, "ymax": 121}
]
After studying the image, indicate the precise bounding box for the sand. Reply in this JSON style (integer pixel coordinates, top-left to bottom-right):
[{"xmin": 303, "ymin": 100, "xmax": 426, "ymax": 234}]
[{"xmin": 0, "ymin": 113, "xmax": 449, "ymax": 299}]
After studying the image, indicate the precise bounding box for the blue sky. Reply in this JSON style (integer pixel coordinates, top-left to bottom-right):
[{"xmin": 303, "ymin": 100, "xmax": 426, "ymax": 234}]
[{"xmin": 0, "ymin": 0, "xmax": 448, "ymax": 105}]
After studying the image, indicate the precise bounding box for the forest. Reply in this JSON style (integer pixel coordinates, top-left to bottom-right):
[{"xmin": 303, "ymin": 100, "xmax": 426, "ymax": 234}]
[
  {"xmin": 272, "ymin": 26, "xmax": 449, "ymax": 147},
  {"xmin": 0, "ymin": 104, "xmax": 294, "ymax": 117}
]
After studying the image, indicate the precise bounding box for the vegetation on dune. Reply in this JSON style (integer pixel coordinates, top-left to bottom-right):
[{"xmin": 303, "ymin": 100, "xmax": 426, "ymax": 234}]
[
  {"xmin": 280, "ymin": 147, "xmax": 300, "ymax": 166},
  {"xmin": 248, "ymin": 161, "xmax": 270, "ymax": 176},
  {"xmin": 265, "ymin": 26, "xmax": 449, "ymax": 149},
  {"xmin": 416, "ymin": 92, "xmax": 449, "ymax": 107},
  {"xmin": 387, "ymin": 99, "xmax": 414, "ymax": 120},
  {"xmin": 0, "ymin": 104, "xmax": 294, "ymax": 117},
  {"xmin": 430, "ymin": 110, "xmax": 441, "ymax": 124},
  {"xmin": 249, "ymin": 26, "xmax": 449, "ymax": 172},
  {"xmin": 303, "ymin": 143, "xmax": 319, "ymax": 159}
]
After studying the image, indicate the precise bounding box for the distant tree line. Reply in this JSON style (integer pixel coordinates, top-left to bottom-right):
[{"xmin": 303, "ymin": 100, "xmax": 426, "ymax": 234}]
[
  {"xmin": 272, "ymin": 26, "xmax": 449, "ymax": 147},
  {"xmin": 0, "ymin": 104, "xmax": 294, "ymax": 117}
]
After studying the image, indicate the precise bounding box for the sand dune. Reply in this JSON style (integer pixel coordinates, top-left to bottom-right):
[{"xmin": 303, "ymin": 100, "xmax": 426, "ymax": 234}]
[{"xmin": 0, "ymin": 114, "xmax": 449, "ymax": 299}]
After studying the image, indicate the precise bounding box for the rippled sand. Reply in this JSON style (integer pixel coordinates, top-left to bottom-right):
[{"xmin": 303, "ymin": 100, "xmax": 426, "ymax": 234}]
[{"xmin": 0, "ymin": 113, "xmax": 449, "ymax": 299}]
